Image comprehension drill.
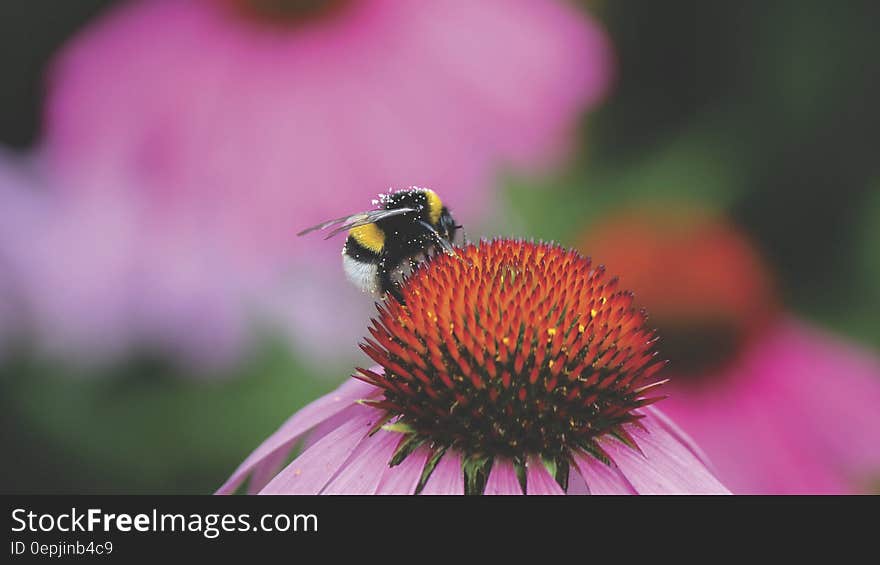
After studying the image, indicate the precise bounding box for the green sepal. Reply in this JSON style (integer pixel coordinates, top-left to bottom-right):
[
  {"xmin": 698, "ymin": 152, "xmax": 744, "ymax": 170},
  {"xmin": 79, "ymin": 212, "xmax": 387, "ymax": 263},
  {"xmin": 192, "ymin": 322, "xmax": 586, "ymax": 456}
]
[
  {"xmin": 554, "ymin": 458, "xmax": 570, "ymax": 492},
  {"xmin": 367, "ymin": 413, "xmax": 396, "ymax": 436},
  {"xmin": 579, "ymin": 440, "xmax": 613, "ymax": 466},
  {"xmin": 542, "ymin": 456, "xmax": 558, "ymax": 478},
  {"xmin": 514, "ymin": 456, "xmax": 528, "ymax": 495},
  {"xmin": 414, "ymin": 445, "xmax": 448, "ymax": 495},
  {"xmin": 381, "ymin": 421, "xmax": 416, "ymax": 434},
  {"xmin": 389, "ymin": 433, "xmax": 426, "ymax": 467},
  {"xmin": 462, "ymin": 454, "xmax": 492, "ymax": 496},
  {"xmin": 610, "ymin": 426, "xmax": 643, "ymax": 455}
]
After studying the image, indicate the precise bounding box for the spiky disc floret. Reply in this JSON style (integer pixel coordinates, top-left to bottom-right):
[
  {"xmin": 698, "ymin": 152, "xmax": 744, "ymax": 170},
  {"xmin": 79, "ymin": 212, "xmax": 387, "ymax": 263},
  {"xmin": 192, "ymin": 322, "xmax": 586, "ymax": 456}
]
[{"xmin": 356, "ymin": 239, "xmax": 666, "ymax": 491}]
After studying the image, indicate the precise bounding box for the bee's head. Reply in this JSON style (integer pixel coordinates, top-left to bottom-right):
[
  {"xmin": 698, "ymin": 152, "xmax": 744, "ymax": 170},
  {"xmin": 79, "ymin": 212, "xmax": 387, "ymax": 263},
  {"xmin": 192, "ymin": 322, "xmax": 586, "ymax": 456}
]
[
  {"xmin": 437, "ymin": 208, "xmax": 460, "ymax": 244},
  {"xmin": 389, "ymin": 187, "xmax": 461, "ymax": 245},
  {"xmin": 407, "ymin": 187, "xmax": 460, "ymax": 243}
]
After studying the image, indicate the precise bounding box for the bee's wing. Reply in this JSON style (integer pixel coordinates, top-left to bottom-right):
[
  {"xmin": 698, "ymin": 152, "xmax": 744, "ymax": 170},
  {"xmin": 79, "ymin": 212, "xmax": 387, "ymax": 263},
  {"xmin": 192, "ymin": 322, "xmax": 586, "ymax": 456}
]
[
  {"xmin": 297, "ymin": 208, "xmax": 418, "ymax": 239},
  {"xmin": 296, "ymin": 214, "xmax": 361, "ymax": 236}
]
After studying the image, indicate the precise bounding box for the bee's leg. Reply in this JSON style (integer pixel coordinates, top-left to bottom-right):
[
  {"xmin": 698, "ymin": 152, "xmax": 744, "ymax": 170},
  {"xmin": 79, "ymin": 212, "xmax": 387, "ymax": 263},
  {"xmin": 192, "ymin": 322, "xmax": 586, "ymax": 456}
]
[
  {"xmin": 377, "ymin": 254, "xmax": 405, "ymax": 304},
  {"xmin": 387, "ymin": 284, "xmax": 405, "ymax": 304},
  {"xmin": 416, "ymin": 220, "xmax": 455, "ymax": 255}
]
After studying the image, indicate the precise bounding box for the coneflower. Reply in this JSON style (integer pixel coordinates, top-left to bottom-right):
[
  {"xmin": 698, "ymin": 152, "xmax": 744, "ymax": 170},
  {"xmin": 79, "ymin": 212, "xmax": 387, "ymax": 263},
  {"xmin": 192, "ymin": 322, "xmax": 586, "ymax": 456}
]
[{"xmin": 218, "ymin": 239, "xmax": 729, "ymax": 494}]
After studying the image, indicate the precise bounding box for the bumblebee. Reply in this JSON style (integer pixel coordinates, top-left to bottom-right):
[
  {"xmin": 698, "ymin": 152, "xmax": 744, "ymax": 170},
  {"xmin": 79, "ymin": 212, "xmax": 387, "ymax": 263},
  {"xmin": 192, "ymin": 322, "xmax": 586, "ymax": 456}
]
[{"xmin": 298, "ymin": 187, "xmax": 461, "ymax": 300}]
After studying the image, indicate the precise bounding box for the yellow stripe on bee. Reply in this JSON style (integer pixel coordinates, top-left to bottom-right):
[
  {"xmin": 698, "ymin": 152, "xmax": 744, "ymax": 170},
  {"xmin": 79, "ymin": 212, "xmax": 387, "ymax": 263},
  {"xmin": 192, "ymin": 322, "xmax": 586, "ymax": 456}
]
[
  {"xmin": 349, "ymin": 223, "xmax": 385, "ymax": 253},
  {"xmin": 424, "ymin": 189, "xmax": 443, "ymax": 225}
]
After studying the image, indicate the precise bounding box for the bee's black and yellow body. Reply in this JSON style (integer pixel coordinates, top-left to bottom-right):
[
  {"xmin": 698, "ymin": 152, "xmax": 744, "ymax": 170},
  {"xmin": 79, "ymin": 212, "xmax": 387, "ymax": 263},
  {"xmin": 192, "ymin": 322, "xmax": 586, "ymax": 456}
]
[{"xmin": 340, "ymin": 188, "xmax": 459, "ymax": 300}]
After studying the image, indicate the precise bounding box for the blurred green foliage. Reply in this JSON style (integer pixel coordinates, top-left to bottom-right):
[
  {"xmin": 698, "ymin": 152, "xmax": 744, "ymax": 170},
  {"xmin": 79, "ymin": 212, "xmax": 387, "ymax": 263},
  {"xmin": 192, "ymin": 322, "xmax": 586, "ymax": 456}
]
[{"xmin": 1, "ymin": 339, "xmax": 339, "ymax": 493}]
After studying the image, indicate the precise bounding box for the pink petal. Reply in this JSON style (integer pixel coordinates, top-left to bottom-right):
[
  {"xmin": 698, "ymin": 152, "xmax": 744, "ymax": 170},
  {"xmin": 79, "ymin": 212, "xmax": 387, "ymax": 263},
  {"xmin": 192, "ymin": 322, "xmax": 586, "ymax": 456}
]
[
  {"xmin": 599, "ymin": 415, "xmax": 730, "ymax": 495},
  {"xmin": 246, "ymin": 448, "xmax": 289, "ymax": 495},
  {"xmin": 217, "ymin": 378, "xmax": 378, "ymax": 494},
  {"xmin": 767, "ymin": 320, "xmax": 880, "ymax": 473},
  {"xmin": 259, "ymin": 406, "xmax": 379, "ymax": 495},
  {"xmin": 665, "ymin": 375, "xmax": 846, "ymax": 494},
  {"xmin": 525, "ymin": 456, "xmax": 564, "ymax": 495},
  {"xmin": 640, "ymin": 405, "xmax": 718, "ymax": 475},
  {"xmin": 321, "ymin": 430, "xmax": 401, "ymax": 494},
  {"xmin": 564, "ymin": 465, "xmax": 592, "ymax": 495},
  {"xmin": 300, "ymin": 400, "xmax": 367, "ymax": 451},
  {"xmin": 571, "ymin": 450, "xmax": 636, "ymax": 495},
  {"xmin": 484, "ymin": 458, "xmax": 523, "ymax": 495},
  {"xmin": 420, "ymin": 450, "xmax": 464, "ymax": 495},
  {"xmin": 376, "ymin": 446, "xmax": 431, "ymax": 495}
]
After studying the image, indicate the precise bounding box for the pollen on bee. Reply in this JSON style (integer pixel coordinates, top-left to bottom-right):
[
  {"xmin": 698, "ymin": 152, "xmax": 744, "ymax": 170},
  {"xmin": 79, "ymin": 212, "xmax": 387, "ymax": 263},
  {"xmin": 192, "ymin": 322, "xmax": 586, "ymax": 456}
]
[
  {"xmin": 547, "ymin": 328, "xmax": 557, "ymax": 337},
  {"xmin": 590, "ymin": 309, "xmax": 597, "ymax": 318}
]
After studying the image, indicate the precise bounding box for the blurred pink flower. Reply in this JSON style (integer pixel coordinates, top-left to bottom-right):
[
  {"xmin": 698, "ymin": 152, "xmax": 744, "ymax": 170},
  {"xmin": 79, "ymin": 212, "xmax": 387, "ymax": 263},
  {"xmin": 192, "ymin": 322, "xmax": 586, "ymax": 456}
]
[
  {"xmin": 0, "ymin": 151, "xmax": 42, "ymax": 357},
  {"xmin": 578, "ymin": 206, "xmax": 880, "ymax": 494},
  {"xmin": 35, "ymin": 0, "xmax": 612, "ymax": 367},
  {"xmin": 0, "ymin": 152, "xmax": 249, "ymax": 370},
  {"xmin": 661, "ymin": 317, "xmax": 880, "ymax": 495}
]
